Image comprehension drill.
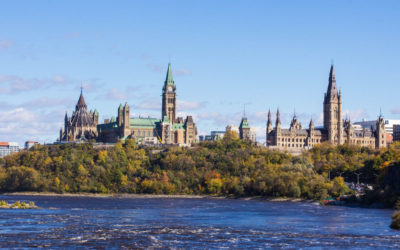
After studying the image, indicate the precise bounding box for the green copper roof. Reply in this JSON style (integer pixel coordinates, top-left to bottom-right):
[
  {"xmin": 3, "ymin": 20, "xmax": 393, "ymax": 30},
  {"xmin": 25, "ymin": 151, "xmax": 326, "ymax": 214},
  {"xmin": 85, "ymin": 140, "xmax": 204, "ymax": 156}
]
[
  {"xmin": 172, "ymin": 123, "xmax": 184, "ymax": 130},
  {"xmin": 162, "ymin": 115, "xmax": 170, "ymax": 124},
  {"xmin": 118, "ymin": 103, "xmax": 123, "ymax": 110},
  {"xmin": 165, "ymin": 63, "xmax": 174, "ymax": 86},
  {"xmin": 94, "ymin": 109, "xmax": 99, "ymax": 115},
  {"xmin": 239, "ymin": 117, "xmax": 250, "ymax": 129},
  {"xmin": 130, "ymin": 117, "xmax": 160, "ymax": 128},
  {"xmin": 111, "ymin": 116, "xmax": 116, "ymax": 122}
]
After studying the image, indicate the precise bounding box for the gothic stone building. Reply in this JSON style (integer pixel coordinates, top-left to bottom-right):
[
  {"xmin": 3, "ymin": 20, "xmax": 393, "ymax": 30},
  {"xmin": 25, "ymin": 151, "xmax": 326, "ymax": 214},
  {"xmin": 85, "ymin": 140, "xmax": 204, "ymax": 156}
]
[
  {"xmin": 95, "ymin": 63, "xmax": 197, "ymax": 145},
  {"xmin": 60, "ymin": 90, "xmax": 99, "ymax": 142},
  {"xmin": 266, "ymin": 65, "xmax": 386, "ymax": 150}
]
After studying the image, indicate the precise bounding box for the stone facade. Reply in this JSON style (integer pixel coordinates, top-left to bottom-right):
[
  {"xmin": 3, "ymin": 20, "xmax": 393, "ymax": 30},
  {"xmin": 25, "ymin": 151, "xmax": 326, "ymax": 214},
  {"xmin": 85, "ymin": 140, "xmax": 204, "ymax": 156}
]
[
  {"xmin": 60, "ymin": 90, "xmax": 98, "ymax": 142},
  {"xmin": 95, "ymin": 63, "xmax": 197, "ymax": 145},
  {"xmin": 239, "ymin": 117, "xmax": 256, "ymax": 143},
  {"xmin": 266, "ymin": 65, "xmax": 386, "ymax": 150}
]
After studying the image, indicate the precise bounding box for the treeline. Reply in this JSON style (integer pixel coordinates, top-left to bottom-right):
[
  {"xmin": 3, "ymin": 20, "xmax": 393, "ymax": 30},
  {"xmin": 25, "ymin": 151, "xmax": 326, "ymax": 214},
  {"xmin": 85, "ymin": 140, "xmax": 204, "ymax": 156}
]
[{"xmin": 1, "ymin": 132, "xmax": 400, "ymax": 202}]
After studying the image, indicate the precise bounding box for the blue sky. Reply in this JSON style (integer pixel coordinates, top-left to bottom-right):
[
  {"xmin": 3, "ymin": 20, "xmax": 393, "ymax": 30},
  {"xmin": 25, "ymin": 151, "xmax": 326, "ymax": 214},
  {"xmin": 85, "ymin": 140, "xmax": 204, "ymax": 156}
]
[{"xmin": 0, "ymin": 0, "xmax": 399, "ymax": 145}]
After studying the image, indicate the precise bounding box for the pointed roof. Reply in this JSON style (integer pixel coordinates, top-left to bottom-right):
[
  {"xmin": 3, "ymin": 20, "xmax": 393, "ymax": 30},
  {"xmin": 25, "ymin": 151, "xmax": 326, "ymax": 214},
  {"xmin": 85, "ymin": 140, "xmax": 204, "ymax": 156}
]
[
  {"xmin": 239, "ymin": 117, "xmax": 250, "ymax": 129},
  {"xmin": 327, "ymin": 64, "xmax": 338, "ymax": 98},
  {"xmin": 165, "ymin": 63, "xmax": 174, "ymax": 86},
  {"xmin": 76, "ymin": 89, "xmax": 87, "ymax": 110},
  {"xmin": 309, "ymin": 118, "xmax": 314, "ymax": 127},
  {"xmin": 267, "ymin": 109, "xmax": 272, "ymax": 124},
  {"xmin": 276, "ymin": 108, "xmax": 281, "ymax": 125},
  {"xmin": 118, "ymin": 103, "xmax": 123, "ymax": 110}
]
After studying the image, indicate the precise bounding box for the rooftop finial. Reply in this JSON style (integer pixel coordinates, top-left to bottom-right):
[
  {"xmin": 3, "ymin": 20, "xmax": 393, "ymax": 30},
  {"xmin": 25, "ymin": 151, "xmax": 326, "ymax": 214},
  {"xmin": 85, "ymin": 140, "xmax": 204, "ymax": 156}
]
[{"xmin": 243, "ymin": 104, "xmax": 246, "ymax": 118}]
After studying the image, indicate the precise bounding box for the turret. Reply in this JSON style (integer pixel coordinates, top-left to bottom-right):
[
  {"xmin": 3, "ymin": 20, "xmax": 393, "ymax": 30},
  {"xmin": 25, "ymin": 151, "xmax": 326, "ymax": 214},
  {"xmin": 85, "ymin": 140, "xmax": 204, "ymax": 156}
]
[
  {"xmin": 239, "ymin": 116, "xmax": 251, "ymax": 143},
  {"xmin": 376, "ymin": 114, "xmax": 386, "ymax": 149},
  {"xmin": 289, "ymin": 112, "xmax": 301, "ymax": 131},
  {"xmin": 59, "ymin": 128, "xmax": 63, "ymax": 141},
  {"xmin": 266, "ymin": 109, "xmax": 273, "ymax": 145},
  {"xmin": 93, "ymin": 109, "xmax": 99, "ymax": 125},
  {"xmin": 275, "ymin": 108, "xmax": 281, "ymax": 130},
  {"xmin": 123, "ymin": 102, "xmax": 130, "ymax": 129},
  {"xmin": 267, "ymin": 109, "xmax": 273, "ymax": 133},
  {"xmin": 118, "ymin": 103, "xmax": 123, "ymax": 127},
  {"xmin": 309, "ymin": 118, "xmax": 314, "ymax": 130}
]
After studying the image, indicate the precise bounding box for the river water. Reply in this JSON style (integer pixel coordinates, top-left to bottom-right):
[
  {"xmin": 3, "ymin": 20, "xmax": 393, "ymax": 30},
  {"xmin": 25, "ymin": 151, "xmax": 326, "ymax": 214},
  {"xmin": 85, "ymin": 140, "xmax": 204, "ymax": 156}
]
[{"xmin": 0, "ymin": 195, "xmax": 399, "ymax": 249}]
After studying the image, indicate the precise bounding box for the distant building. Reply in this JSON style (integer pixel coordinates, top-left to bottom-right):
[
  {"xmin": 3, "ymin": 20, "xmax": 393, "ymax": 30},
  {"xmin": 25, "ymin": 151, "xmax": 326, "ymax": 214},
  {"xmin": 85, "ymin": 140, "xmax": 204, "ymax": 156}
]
[
  {"xmin": 199, "ymin": 131, "xmax": 225, "ymax": 141},
  {"xmin": 24, "ymin": 141, "xmax": 39, "ymax": 150},
  {"xmin": 239, "ymin": 117, "xmax": 256, "ymax": 143},
  {"xmin": 394, "ymin": 125, "xmax": 400, "ymax": 142},
  {"xmin": 267, "ymin": 65, "xmax": 386, "ymax": 150},
  {"xmin": 354, "ymin": 119, "xmax": 400, "ymax": 144},
  {"xmin": 354, "ymin": 119, "xmax": 400, "ymax": 136},
  {"xmin": 0, "ymin": 142, "xmax": 20, "ymax": 157},
  {"xmin": 211, "ymin": 131, "xmax": 225, "ymax": 140}
]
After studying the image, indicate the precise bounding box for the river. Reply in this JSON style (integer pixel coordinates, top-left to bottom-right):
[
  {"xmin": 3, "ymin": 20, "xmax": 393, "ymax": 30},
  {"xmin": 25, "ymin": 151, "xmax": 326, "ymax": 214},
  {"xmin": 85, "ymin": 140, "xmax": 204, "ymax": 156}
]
[{"xmin": 0, "ymin": 195, "xmax": 399, "ymax": 249}]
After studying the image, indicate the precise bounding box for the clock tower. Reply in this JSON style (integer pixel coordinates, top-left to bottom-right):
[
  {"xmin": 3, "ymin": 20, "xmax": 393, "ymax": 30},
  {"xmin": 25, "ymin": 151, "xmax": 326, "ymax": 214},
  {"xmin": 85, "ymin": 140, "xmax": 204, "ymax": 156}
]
[{"xmin": 162, "ymin": 63, "xmax": 177, "ymax": 123}]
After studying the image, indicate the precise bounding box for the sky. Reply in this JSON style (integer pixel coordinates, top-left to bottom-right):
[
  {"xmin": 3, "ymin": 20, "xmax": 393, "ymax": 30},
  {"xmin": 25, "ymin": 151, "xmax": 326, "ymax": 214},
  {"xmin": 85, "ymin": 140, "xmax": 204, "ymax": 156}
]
[{"xmin": 0, "ymin": 0, "xmax": 399, "ymax": 145}]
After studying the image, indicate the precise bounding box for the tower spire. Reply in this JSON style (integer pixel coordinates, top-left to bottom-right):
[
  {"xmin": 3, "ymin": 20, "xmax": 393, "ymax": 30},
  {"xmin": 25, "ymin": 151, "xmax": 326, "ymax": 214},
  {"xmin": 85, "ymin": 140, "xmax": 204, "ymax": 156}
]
[
  {"xmin": 267, "ymin": 109, "xmax": 271, "ymax": 122},
  {"xmin": 165, "ymin": 63, "xmax": 174, "ymax": 86},
  {"xmin": 327, "ymin": 64, "xmax": 337, "ymax": 98},
  {"xmin": 276, "ymin": 108, "xmax": 281, "ymax": 125}
]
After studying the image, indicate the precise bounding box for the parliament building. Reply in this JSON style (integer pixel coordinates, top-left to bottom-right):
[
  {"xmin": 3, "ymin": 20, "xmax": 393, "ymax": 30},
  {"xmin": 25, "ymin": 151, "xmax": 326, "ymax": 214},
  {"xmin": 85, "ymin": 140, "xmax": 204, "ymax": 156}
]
[
  {"xmin": 60, "ymin": 63, "xmax": 197, "ymax": 145},
  {"xmin": 266, "ymin": 65, "xmax": 386, "ymax": 150}
]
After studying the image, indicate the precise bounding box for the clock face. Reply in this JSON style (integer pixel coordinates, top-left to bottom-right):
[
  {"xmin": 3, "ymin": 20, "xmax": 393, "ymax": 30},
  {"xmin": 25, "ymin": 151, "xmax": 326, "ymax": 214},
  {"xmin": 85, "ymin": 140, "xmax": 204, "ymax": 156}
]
[{"xmin": 168, "ymin": 86, "xmax": 173, "ymax": 92}]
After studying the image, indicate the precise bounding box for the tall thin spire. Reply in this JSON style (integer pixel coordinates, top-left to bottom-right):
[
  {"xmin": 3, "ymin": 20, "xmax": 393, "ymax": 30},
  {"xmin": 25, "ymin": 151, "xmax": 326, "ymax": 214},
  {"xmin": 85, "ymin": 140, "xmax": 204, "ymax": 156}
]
[
  {"xmin": 267, "ymin": 109, "xmax": 271, "ymax": 122},
  {"xmin": 309, "ymin": 118, "xmax": 314, "ymax": 128},
  {"xmin": 276, "ymin": 108, "xmax": 281, "ymax": 125},
  {"xmin": 165, "ymin": 63, "xmax": 174, "ymax": 86},
  {"xmin": 327, "ymin": 64, "xmax": 337, "ymax": 98}
]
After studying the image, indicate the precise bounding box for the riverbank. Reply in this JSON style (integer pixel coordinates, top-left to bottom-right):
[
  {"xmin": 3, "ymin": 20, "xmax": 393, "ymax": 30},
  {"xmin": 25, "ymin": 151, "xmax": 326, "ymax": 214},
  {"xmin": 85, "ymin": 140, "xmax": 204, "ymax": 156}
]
[{"xmin": 0, "ymin": 192, "xmax": 314, "ymax": 203}]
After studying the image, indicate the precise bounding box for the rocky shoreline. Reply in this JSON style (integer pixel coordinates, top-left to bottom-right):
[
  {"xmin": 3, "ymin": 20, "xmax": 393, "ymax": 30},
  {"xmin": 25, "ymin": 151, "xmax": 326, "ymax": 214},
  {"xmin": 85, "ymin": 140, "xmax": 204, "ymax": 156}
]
[{"xmin": 1, "ymin": 192, "xmax": 315, "ymax": 203}]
